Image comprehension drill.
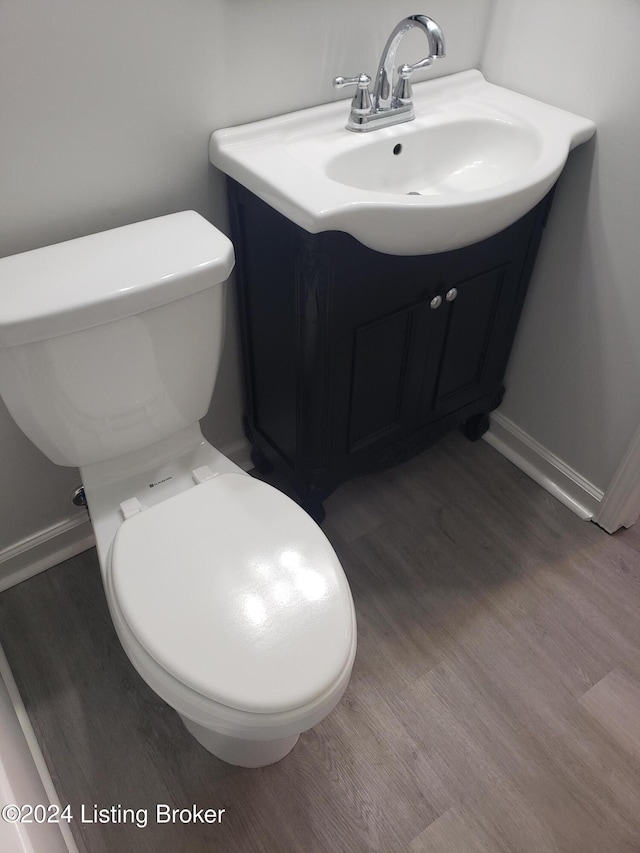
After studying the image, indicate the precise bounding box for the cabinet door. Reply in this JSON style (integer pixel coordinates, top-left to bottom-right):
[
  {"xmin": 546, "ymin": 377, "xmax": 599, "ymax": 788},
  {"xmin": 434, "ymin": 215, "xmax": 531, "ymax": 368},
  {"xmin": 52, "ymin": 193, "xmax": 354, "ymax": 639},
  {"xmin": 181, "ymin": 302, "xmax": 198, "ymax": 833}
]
[
  {"xmin": 418, "ymin": 262, "xmax": 522, "ymax": 423},
  {"xmin": 321, "ymin": 232, "xmax": 444, "ymax": 462},
  {"xmin": 346, "ymin": 296, "xmax": 445, "ymax": 454}
]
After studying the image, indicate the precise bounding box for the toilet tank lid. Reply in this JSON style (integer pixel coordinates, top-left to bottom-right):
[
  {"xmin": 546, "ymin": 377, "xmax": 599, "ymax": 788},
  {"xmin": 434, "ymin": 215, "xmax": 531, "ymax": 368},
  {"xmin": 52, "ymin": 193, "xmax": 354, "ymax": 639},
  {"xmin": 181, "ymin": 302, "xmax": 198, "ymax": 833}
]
[{"xmin": 0, "ymin": 211, "xmax": 235, "ymax": 347}]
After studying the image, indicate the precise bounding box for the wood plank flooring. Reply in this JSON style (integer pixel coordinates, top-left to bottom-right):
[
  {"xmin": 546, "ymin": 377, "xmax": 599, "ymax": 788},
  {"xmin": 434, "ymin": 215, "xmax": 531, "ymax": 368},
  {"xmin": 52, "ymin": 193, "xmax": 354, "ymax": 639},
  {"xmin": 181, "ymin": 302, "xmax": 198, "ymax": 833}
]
[{"xmin": 2, "ymin": 431, "xmax": 640, "ymax": 852}]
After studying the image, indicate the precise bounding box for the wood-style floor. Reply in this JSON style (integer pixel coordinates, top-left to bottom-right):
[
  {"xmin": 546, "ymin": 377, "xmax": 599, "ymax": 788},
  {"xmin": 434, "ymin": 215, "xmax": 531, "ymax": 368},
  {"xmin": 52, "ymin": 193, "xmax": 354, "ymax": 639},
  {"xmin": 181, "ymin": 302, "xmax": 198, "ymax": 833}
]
[{"xmin": 2, "ymin": 431, "xmax": 640, "ymax": 853}]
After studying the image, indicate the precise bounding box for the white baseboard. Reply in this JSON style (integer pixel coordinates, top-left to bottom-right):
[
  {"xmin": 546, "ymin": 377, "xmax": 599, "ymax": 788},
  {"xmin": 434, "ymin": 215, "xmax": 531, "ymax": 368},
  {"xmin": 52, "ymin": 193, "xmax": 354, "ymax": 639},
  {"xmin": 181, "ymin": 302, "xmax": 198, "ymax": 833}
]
[
  {"xmin": 0, "ymin": 515, "xmax": 95, "ymax": 593},
  {"xmin": 484, "ymin": 412, "xmax": 603, "ymax": 521}
]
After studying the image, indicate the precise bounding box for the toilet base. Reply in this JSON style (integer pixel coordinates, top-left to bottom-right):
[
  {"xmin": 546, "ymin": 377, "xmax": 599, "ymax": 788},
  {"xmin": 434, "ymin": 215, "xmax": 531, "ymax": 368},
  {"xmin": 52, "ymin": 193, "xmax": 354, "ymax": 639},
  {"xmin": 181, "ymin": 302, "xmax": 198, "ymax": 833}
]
[{"xmin": 179, "ymin": 714, "xmax": 300, "ymax": 768}]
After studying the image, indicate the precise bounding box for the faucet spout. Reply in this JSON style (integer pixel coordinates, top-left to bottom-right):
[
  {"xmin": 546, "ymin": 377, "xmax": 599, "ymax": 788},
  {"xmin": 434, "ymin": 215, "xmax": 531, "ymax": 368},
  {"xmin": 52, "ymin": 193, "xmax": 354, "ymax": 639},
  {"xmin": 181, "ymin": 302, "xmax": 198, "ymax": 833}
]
[{"xmin": 373, "ymin": 15, "xmax": 445, "ymax": 111}]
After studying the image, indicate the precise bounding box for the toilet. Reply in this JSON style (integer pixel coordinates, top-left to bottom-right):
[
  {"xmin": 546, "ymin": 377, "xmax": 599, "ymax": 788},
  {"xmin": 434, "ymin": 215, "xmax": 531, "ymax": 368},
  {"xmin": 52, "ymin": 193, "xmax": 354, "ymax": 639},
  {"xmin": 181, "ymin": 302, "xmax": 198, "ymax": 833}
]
[{"xmin": 0, "ymin": 211, "xmax": 357, "ymax": 768}]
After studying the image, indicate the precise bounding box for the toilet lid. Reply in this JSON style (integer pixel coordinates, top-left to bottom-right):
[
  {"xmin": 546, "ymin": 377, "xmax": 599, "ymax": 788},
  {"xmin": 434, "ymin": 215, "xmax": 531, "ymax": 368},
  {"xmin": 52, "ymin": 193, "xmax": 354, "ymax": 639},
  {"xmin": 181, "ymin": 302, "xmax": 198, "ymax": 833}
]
[{"xmin": 109, "ymin": 474, "xmax": 354, "ymax": 714}]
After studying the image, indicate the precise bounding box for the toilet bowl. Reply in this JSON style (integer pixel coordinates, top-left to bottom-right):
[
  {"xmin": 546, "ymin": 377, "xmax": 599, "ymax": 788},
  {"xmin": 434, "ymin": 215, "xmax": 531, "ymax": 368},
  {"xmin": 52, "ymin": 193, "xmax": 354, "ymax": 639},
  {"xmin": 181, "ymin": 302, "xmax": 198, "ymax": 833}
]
[
  {"xmin": 0, "ymin": 212, "xmax": 357, "ymax": 767},
  {"xmin": 102, "ymin": 464, "xmax": 356, "ymax": 767}
]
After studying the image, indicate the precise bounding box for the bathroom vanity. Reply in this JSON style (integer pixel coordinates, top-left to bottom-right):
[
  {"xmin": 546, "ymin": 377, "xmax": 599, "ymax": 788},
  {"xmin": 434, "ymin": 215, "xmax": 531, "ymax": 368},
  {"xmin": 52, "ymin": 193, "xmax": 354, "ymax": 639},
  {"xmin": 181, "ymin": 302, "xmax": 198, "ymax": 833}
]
[
  {"xmin": 210, "ymin": 68, "xmax": 594, "ymax": 520},
  {"xmin": 228, "ymin": 180, "xmax": 554, "ymax": 520}
]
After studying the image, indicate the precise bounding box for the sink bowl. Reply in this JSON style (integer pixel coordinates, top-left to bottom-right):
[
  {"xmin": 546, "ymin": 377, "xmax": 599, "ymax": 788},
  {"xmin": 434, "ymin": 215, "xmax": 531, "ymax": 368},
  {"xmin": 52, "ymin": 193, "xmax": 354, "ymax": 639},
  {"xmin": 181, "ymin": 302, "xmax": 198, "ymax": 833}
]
[
  {"xmin": 209, "ymin": 71, "xmax": 595, "ymax": 255},
  {"xmin": 323, "ymin": 117, "xmax": 541, "ymax": 196}
]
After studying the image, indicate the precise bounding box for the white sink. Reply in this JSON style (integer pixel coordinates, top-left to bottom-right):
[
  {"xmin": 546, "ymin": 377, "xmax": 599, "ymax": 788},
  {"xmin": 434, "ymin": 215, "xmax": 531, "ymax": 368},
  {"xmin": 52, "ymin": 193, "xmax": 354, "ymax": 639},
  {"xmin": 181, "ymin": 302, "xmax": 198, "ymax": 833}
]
[{"xmin": 209, "ymin": 70, "xmax": 595, "ymax": 256}]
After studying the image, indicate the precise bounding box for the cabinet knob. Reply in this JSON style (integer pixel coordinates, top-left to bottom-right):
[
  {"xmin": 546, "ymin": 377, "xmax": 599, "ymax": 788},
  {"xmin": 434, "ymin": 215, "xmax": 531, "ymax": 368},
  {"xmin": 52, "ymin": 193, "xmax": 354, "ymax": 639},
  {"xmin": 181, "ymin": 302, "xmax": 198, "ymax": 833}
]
[
  {"xmin": 445, "ymin": 288, "xmax": 458, "ymax": 302},
  {"xmin": 430, "ymin": 295, "xmax": 442, "ymax": 310}
]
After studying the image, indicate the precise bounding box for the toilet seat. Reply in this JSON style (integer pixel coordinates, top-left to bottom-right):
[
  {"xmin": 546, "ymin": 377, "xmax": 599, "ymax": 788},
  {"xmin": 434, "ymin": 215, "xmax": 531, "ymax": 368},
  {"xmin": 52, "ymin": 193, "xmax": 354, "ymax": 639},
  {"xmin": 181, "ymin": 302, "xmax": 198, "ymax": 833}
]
[{"xmin": 109, "ymin": 474, "xmax": 355, "ymax": 715}]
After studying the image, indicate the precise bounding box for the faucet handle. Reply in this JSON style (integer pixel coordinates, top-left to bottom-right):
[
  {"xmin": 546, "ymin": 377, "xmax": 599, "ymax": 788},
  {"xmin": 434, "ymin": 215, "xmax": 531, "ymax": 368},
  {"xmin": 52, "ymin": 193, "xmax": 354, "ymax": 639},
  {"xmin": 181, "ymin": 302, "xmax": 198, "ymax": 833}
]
[
  {"xmin": 393, "ymin": 64, "xmax": 414, "ymax": 105},
  {"xmin": 404, "ymin": 55, "xmax": 435, "ymax": 74},
  {"xmin": 333, "ymin": 72, "xmax": 372, "ymax": 115},
  {"xmin": 333, "ymin": 72, "xmax": 372, "ymax": 89},
  {"xmin": 392, "ymin": 58, "xmax": 434, "ymax": 105}
]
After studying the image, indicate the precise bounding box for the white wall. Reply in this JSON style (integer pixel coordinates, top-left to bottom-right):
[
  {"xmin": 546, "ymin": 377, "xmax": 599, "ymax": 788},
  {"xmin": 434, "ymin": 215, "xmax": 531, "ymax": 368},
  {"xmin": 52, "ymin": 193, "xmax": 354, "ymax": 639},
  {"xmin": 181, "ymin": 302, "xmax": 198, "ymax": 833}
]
[
  {"xmin": 0, "ymin": 0, "xmax": 491, "ymax": 582},
  {"xmin": 482, "ymin": 0, "xmax": 640, "ymax": 494}
]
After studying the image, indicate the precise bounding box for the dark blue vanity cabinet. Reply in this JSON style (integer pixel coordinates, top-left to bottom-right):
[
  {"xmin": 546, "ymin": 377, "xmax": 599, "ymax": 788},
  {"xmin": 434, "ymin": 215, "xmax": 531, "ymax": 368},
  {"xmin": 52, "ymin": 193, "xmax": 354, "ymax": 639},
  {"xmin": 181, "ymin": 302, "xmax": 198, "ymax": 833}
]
[{"xmin": 228, "ymin": 179, "xmax": 553, "ymax": 520}]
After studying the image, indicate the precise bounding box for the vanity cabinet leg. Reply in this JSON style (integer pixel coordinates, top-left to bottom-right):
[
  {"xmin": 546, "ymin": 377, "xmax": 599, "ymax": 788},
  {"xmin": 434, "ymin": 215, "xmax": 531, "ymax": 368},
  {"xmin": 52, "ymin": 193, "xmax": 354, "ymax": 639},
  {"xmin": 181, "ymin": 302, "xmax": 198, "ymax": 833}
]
[
  {"xmin": 299, "ymin": 488, "xmax": 327, "ymax": 525},
  {"xmin": 250, "ymin": 446, "xmax": 273, "ymax": 474},
  {"xmin": 462, "ymin": 412, "xmax": 491, "ymax": 442}
]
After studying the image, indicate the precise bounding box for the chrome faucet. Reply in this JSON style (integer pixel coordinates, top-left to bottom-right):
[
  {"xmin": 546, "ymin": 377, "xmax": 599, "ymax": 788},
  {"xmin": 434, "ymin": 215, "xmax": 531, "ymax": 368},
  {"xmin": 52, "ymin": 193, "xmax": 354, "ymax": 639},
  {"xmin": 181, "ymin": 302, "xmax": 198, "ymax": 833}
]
[{"xmin": 333, "ymin": 14, "xmax": 445, "ymax": 132}]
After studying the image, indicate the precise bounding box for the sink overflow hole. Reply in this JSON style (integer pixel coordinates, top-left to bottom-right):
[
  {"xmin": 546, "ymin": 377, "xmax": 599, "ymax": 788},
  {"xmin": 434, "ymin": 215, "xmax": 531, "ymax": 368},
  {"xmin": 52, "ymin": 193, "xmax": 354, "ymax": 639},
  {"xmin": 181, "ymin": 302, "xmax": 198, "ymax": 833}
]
[
  {"xmin": 393, "ymin": 143, "xmax": 402, "ymax": 155},
  {"xmin": 407, "ymin": 191, "xmax": 421, "ymax": 196}
]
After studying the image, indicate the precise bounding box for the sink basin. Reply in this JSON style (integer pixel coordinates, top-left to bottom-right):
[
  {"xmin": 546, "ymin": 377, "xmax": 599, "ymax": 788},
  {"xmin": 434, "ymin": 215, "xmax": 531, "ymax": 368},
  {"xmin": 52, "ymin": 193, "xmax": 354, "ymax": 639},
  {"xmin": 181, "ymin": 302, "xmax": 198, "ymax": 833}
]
[
  {"xmin": 209, "ymin": 70, "xmax": 595, "ymax": 255},
  {"xmin": 323, "ymin": 117, "xmax": 541, "ymax": 195}
]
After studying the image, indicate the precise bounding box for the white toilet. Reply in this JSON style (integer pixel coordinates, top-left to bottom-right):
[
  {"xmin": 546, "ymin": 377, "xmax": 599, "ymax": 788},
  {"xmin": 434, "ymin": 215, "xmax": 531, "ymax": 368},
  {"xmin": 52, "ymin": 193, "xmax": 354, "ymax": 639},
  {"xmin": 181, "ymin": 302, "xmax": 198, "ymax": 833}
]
[{"xmin": 0, "ymin": 211, "xmax": 357, "ymax": 768}]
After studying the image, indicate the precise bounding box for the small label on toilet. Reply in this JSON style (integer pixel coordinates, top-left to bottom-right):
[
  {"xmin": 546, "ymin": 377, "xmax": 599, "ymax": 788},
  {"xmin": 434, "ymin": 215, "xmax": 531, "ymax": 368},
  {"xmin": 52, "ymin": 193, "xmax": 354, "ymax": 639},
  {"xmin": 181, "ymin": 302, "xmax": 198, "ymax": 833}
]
[{"xmin": 149, "ymin": 476, "xmax": 173, "ymax": 488}]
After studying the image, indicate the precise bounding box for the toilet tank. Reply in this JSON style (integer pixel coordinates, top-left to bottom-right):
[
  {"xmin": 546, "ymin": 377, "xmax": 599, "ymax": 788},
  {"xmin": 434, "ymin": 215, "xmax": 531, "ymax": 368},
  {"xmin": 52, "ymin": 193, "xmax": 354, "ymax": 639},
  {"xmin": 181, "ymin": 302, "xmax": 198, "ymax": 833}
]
[{"xmin": 0, "ymin": 212, "xmax": 234, "ymax": 466}]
